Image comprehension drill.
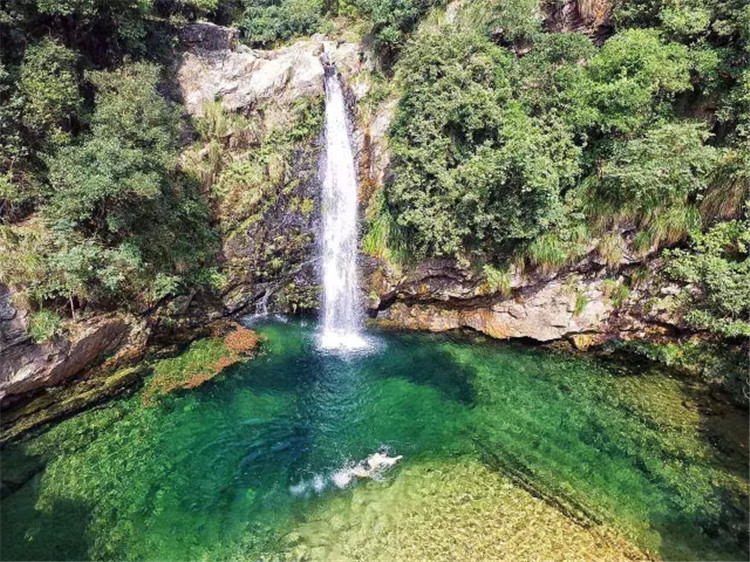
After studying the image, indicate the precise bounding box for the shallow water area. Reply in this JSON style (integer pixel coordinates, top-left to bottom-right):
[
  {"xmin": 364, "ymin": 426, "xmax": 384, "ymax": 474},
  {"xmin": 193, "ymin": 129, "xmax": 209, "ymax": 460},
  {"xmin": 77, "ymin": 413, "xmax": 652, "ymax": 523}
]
[{"xmin": 0, "ymin": 319, "xmax": 747, "ymax": 561}]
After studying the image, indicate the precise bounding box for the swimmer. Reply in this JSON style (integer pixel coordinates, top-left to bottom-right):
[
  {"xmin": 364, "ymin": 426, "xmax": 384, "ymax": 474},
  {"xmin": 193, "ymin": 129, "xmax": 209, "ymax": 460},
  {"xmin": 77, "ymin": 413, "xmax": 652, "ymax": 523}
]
[{"xmin": 350, "ymin": 450, "xmax": 403, "ymax": 479}]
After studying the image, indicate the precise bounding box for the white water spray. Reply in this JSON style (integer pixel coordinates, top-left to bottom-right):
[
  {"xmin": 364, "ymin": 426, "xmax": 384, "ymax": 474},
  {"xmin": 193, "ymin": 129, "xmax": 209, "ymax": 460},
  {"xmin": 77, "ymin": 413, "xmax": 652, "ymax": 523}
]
[{"xmin": 319, "ymin": 56, "xmax": 366, "ymax": 351}]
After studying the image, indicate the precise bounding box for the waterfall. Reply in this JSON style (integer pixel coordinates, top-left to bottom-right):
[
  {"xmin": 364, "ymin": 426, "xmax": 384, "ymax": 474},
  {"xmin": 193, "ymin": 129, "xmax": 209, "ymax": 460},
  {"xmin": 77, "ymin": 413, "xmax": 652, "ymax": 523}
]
[
  {"xmin": 255, "ymin": 290, "xmax": 269, "ymax": 317},
  {"xmin": 319, "ymin": 60, "xmax": 366, "ymax": 350}
]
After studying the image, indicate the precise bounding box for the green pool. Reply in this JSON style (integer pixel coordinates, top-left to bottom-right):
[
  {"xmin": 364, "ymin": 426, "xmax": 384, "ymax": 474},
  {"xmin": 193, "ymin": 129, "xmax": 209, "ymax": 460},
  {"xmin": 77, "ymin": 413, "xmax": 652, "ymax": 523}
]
[{"xmin": 1, "ymin": 320, "xmax": 747, "ymax": 560}]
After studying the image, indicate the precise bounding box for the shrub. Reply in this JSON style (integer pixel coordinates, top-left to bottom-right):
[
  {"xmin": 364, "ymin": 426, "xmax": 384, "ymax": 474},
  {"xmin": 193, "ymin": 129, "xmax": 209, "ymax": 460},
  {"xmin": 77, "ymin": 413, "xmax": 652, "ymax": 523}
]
[
  {"xmin": 581, "ymin": 29, "xmax": 692, "ymax": 134},
  {"xmin": 459, "ymin": 0, "xmax": 542, "ymax": 45},
  {"xmin": 353, "ymin": 0, "xmax": 443, "ymax": 50},
  {"xmin": 18, "ymin": 38, "xmax": 81, "ymax": 149},
  {"xmin": 665, "ymin": 220, "xmax": 750, "ymax": 338},
  {"xmin": 591, "ymin": 123, "xmax": 718, "ymax": 213},
  {"xmin": 239, "ymin": 0, "xmax": 323, "ymax": 47},
  {"xmin": 29, "ymin": 309, "xmax": 64, "ymax": 343},
  {"xmin": 482, "ymin": 264, "xmax": 511, "ymax": 295},
  {"xmin": 42, "ymin": 63, "xmax": 217, "ymax": 308}
]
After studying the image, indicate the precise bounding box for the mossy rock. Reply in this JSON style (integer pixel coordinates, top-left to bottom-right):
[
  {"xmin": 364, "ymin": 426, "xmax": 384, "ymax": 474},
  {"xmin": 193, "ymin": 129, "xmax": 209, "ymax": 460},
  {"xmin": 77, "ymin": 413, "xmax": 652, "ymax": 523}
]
[{"xmin": 1, "ymin": 366, "xmax": 145, "ymax": 444}]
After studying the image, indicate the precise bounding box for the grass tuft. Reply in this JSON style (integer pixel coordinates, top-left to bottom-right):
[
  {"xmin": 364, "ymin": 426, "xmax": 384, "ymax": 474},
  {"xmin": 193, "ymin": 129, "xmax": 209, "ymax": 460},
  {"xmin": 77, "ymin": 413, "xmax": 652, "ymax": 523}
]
[
  {"xmin": 597, "ymin": 233, "xmax": 624, "ymax": 267},
  {"xmin": 482, "ymin": 264, "xmax": 512, "ymax": 295}
]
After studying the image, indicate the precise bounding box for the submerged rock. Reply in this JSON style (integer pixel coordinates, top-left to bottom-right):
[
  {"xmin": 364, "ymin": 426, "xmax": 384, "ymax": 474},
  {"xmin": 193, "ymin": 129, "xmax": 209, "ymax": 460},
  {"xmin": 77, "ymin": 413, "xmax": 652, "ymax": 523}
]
[{"xmin": 0, "ymin": 365, "xmax": 145, "ymax": 444}]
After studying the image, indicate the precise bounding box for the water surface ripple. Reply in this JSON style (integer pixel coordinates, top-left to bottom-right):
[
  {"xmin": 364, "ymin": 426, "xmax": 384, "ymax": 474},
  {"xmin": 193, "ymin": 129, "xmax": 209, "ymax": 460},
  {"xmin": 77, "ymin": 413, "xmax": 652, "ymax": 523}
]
[{"xmin": 1, "ymin": 320, "xmax": 747, "ymax": 561}]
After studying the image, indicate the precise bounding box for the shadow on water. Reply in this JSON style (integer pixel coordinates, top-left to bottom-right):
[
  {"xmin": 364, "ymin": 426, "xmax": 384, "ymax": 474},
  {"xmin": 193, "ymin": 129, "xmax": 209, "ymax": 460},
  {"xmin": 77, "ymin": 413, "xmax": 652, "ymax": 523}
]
[
  {"xmin": 1, "ymin": 448, "xmax": 94, "ymax": 561},
  {"xmin": 364, "ymin": 331, "xmax": 478, "ymax": 406}
]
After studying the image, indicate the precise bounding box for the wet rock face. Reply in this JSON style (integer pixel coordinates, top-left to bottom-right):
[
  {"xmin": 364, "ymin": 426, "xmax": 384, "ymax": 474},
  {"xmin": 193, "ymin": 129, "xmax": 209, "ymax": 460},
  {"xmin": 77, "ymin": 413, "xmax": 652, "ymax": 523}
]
[
  {"xmin": 0, "ymin": 315, "xmax": 131, "ymax": 403},
  {"xmin": 364, "ymin": 254, "xmax": 685, "ymax": 344},
  {"xmin": 176, "ymin": 26, "xmax": 368, "ymax": 317},
  {"xmin": 0, "ymin": 286, "xmax": 28, "ymax": 353}
]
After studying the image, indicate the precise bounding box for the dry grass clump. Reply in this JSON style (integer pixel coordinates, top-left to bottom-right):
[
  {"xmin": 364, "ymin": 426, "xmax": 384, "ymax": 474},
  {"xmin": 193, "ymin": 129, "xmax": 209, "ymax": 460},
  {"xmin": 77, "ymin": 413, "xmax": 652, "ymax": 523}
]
[{"xmin": 224, "ymin": 326, "xmax": 262, "ymax": 355}]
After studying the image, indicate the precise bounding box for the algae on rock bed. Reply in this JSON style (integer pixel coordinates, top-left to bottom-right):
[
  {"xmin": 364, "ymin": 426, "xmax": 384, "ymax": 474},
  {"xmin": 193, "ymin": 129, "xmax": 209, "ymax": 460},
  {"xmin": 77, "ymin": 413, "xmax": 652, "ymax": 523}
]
[
  {"xmin": 275, "ymin": 459, "xmax": 647, "ymax": 561},
  {"xmin": 0, "ymin": 320, "xmax": 747, "ymax": 561}
]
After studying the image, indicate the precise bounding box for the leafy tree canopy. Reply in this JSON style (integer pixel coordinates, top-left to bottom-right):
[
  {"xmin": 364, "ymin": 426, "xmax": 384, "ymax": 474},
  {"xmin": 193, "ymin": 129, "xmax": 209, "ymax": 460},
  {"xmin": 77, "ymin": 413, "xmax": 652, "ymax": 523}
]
[
  {"xmin": 387, "ymin": 30, "xmax": 579, "ymax": 257},
  {"xmin": 666, "ymin": 219, "xmax": 750, "ymax": 338}
]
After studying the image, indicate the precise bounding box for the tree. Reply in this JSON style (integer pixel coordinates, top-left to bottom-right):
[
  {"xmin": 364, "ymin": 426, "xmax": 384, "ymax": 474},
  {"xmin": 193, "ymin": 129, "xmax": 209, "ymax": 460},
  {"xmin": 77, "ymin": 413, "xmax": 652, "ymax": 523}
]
[
  {"xmin": 43, "ymin": 63, "xmax": 215, "ymax": 308},
  {"xmin": 239, "ymin": 0, "xmax": 323, "ymax": 48},
  {"xmin": 666, "ymin": 220, "xmax": 750, "ymax": 338},
  {"xmin": 353, "ymin": 0, "xmax": 442, "ymax": 50},
  {"xmin": 580, "ymin": 29, "xmax": 692, "ymax": 134},
  {"xmin": 386, "ymin": 30, "xmax": 579, "ymax": 258},
  {"xmin": 583, "ymin": 121, "xmax": 719, "ymax": 215},
  {"xmin": 18, "ymin": 38, "xmax": 81, "ymax": 149}
]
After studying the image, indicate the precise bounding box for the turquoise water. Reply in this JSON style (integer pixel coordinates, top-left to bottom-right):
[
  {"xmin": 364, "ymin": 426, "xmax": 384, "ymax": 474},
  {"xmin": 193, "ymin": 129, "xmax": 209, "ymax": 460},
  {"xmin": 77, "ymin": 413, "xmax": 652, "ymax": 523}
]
[{"xmin": 1, "ymin": 320, "xmax": 748, "ymax": 560}]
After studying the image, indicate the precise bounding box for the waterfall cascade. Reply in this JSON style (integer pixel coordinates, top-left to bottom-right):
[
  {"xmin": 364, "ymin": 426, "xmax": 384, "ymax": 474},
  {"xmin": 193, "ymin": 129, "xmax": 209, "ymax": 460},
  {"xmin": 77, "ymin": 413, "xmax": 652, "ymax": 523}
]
[{"xmin": 319, "ymin": 57, "xmax": 366, "ymax": 350}]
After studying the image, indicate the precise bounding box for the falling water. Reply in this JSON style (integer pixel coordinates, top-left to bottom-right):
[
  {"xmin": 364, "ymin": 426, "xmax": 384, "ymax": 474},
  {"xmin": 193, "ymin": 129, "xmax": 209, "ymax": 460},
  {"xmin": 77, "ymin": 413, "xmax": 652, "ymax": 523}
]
[
  {"xmin": 319, "ymin": 59, "xmax": 366, "ymax": 350},
  {"xmin": 255, "ymin": 290, "xmax": 269, "ymax": 317}
]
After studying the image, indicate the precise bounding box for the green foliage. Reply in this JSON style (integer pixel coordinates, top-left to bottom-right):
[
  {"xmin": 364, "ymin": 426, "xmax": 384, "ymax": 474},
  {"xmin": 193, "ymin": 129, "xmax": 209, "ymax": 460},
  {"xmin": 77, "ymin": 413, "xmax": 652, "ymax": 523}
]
[
  {"xmin": 35, "ymin": 63, "xmax": 216, "ymax": 308},
  {"xmin": 512, "ymin": 32, "xmax": 596, "ymax": 120},
  {"xmin": 459, "ymin": 0, "xmax": 542, "ymax": 45},
  {"xmin": 524, "ymin": 223, "xmax": 591, "ymax": 272},
  {"xmin": 1, "ymin": 39, "xmax": 81, "ymax": 214},
  {"xmin": 482, "ymin": 264, "xmax": 511, "ymax": 296},
  {"xmin": 146, "ymin": 339, "xmax": 232, "ymax": 395},
  {"xmin": 239, "ymin": 0, "xmax": 323, "ymax": 47},
  {"xmin": 18, "ymin": 38, "xmax": 81, "ymax": 149},
  {"xmin": 0, "ymin": 219, "xmax": 55, "ymax": 304},
  {"xmin": 28, "ymin": 309, "xmax": 64, "ymax": 343},
  {"xmin": 597, "ymin": 233, "xmax": 624, "ymax": 267},
  {"xmin": 195, "ymin": 100, "xmax": 260, "ymax": 145},
  {"xmin": 387, "ymin": 29, "xmax": 579, "ymax": 258},
  {"xmin": 352, "ymin": 0, "xmax": 442, "ymax": 50},
  {"xmin": 622, "ymin": 339, "xmax": 749, "ymax": 403},
  {"xmin": 573, "ymin": 292, "xmax": 589, "ymax": 316},
  {"xmin": 614, "ymin": 0, "xmax": 750, "ymax": 45},
  {"xmin": 665, "ymin": 220, "xmax": 750, "ymax": 338},
  {"xmin": 187, "ymin": 97, "xmax": 322, "ymax": 236},
  {"xmin": 580, "ymin": 29, "xmax": 691, "ymax": 134},
  {"xmin": 6, "ymin": 0, "xmax": 158, "ymax": 58},
  {"xmin": 362, "ymin": 189, "xmax": 407, "ymax": 266},
  {"xmin": 584, "ymin": 122, "xmax": 718, "ymax": 216},
  {"xmin": 525, "ymin": 234, "xmax": 573, "ymax": 272},
  {"xmin": 383, "ymin": 17, "xmax": 737, "ymax": 274},
  {"xmin": 601, "ymin": 279, "xmax": 631, "ymax": 307}
]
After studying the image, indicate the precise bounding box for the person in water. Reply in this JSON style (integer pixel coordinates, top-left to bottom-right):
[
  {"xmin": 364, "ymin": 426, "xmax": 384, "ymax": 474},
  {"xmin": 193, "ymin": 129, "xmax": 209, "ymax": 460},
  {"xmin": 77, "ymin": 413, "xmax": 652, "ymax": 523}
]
[{"xmin": 350, "ymin": 449, "xmax": 403, "ymax": 479}]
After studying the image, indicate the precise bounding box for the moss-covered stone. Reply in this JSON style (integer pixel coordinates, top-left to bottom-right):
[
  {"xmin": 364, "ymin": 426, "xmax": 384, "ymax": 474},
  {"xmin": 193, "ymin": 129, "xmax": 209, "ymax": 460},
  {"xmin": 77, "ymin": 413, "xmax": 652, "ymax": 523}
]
[{"xmin": 0, "ymin": 366, "xmax": 145, "ymax": 444}]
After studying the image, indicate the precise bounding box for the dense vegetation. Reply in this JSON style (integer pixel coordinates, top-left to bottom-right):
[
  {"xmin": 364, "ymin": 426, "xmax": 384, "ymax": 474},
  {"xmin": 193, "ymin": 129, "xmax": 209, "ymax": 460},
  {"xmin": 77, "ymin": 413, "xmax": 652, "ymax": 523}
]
[
  {"xmin": 1, "ymin": 1, "xmax": 225, "ymax": 322},
  {"xmin": 1, "ymin": 0, "xmax": 747, "ymax": 393},
  {"xmin": 380, "ymin": 0, "xmax": 749, "ymax": 351}
]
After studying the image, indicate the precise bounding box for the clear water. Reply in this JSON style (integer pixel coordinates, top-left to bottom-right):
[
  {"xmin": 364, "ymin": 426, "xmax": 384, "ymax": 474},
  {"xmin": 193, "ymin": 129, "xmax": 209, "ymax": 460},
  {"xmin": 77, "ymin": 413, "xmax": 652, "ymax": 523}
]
[
  {"xmin": 320, "ymin": 71, "xmax": 365, "ymax": 351},
  {"xmin": 1, "ymin": 320, "xmax": 747, "ymax": 561}
]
